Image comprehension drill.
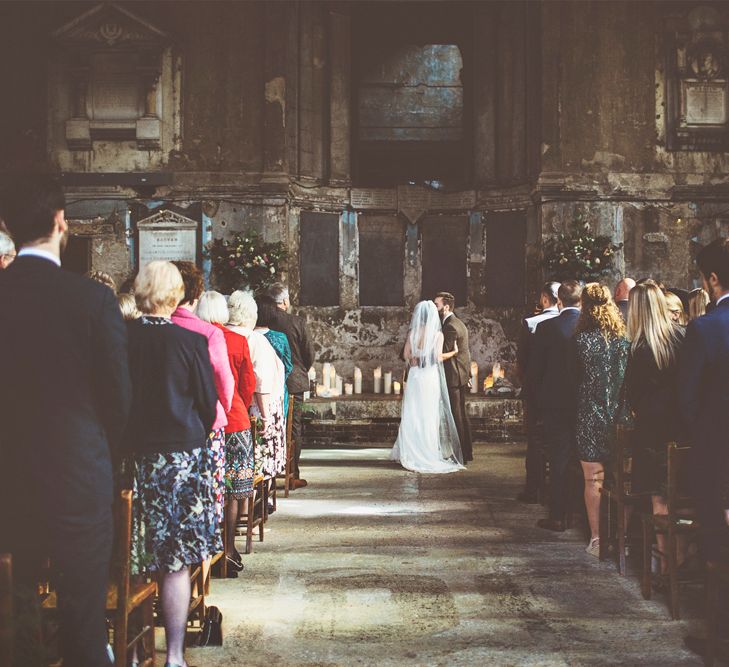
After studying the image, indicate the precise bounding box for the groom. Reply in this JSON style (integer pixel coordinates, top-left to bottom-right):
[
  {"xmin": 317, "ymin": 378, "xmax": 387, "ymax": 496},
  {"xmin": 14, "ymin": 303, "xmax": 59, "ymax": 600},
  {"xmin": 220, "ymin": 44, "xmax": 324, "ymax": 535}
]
[{"xmin": 434, "ymin": 291, "xmax": 473, "ymax": 463}]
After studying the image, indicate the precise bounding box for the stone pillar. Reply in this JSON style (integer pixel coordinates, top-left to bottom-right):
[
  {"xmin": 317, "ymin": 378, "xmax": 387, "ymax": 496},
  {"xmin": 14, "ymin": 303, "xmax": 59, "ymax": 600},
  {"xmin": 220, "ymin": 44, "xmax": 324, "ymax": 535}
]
[
  {"xmin": 339, "ymin": 210, "xmax": 358, "ymax": 308},
  {"xmin": 329, "ymin": 9, "xmax": 351, "ymax": 185},
  {"xmin": 403, "ymin": 221, "xmax": 421, "ymax": 310},
  {"xmin": 263, "ymin": 1, "xmax": 288, "ymax": 179},
  {"xmin": 69, "ymin": 66, "xmax": 89, "ymax": 118},
  {"xmin": 472, "ymin": 3, "xmax": 497, "ymax": 187}
]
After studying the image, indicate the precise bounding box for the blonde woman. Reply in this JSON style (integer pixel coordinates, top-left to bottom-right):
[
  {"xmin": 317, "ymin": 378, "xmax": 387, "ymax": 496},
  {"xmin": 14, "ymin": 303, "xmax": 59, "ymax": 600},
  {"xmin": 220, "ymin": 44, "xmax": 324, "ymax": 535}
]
[
  {"xmin": 664, "ymin": 291, "xmax": 687, "ymax": 325},
  {"xmin": 687, "ymin": 287, "xmax": 709, "ymax": 321},
  {"xmin": 624, "ymin": 282, "xmax": 685, "ymax": 574},
  {"xmin": 573, "ymin": 283, "xmax": 630, "ymax": 556},
  {"xmin": 117, "ymin": 292, "xmax": 140, "ymax": 321}
]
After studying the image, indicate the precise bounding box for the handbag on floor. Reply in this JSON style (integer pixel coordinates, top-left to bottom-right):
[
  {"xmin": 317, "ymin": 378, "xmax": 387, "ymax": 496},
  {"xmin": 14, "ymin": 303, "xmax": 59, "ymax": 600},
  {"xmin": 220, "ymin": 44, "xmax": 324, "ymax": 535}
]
[{"xmin": 198, "ymin": 605, "xmax": 223, "ymax": 646}]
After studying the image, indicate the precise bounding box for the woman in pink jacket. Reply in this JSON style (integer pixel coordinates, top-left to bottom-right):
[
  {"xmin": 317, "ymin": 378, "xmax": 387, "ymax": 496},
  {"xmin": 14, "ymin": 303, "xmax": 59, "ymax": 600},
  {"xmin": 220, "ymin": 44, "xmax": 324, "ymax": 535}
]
[{"xmin": 171, "ymin": 262, "xmax": 234, "ymax": 527}]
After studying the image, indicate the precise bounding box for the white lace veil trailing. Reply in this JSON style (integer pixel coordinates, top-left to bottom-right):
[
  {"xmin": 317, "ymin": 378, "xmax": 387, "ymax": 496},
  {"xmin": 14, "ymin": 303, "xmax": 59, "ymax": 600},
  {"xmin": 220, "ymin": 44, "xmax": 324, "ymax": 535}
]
[{"xmin": 405, "ymin": 301, "xmax": 464, "ymax": 466}]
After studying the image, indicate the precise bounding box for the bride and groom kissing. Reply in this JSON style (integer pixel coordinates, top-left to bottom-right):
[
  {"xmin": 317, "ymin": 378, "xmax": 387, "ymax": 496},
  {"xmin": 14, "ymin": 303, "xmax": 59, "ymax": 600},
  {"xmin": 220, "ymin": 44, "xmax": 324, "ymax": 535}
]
[{"xmin": 390, "ymin": 292, "xmax": 474, "ymax": 473}]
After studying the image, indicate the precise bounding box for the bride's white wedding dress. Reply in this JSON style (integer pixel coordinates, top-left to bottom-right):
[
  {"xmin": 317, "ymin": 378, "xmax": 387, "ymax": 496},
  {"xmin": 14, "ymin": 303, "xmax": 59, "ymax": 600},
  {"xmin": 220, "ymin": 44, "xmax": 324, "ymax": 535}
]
[{"xmin": 390, "ymin": 301, "xmax": 465, "ymax": 474}]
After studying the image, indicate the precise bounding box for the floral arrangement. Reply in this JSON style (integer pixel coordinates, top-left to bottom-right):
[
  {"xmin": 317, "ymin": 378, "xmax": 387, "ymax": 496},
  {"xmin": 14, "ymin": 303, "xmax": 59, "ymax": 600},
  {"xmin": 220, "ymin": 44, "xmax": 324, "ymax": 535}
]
[
  {"xmin": 206, "ymin": 229, "xmax": 288, "ymax": 294},
  {"xmin": 543, "ymin": 212, "xmax": 622, "ymax": 282}
]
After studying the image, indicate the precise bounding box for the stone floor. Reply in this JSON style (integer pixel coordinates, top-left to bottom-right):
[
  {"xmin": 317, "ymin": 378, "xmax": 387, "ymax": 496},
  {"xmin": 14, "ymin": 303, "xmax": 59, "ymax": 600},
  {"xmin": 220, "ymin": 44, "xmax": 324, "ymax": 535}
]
[{"xmin": 176, "ymin": 442, "xmax": 704, "ymax": 667}]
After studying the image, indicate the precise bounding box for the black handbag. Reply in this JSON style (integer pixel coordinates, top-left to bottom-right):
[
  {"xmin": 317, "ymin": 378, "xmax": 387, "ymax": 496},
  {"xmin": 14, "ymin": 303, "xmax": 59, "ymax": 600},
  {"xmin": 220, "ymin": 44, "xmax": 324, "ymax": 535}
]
[{"xmin": 198, "ymin": 605, "xmax": 223, "ymax": 646}]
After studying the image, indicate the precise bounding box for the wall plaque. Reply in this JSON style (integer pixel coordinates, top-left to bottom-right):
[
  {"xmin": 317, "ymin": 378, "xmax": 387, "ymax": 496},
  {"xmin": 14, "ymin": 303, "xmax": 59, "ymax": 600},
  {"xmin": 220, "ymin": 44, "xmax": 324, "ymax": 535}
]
[
  {"xmin": 430, "ymin": 190, "xmax": 477, "ymax": 211},
  {"xmin": 683, "ymin": 82, "xmax": 727, "ymax": 125},
  {"xmin": 397, "ymin": 185, "xmax": 430, "ymax": 224},
  {"xmin": 137, "ymin": 209, "xmax": 198, "ymax": 266},
  {"xmin": 350, "ymin": 188, "xmax": 397, "ymax": 210}
]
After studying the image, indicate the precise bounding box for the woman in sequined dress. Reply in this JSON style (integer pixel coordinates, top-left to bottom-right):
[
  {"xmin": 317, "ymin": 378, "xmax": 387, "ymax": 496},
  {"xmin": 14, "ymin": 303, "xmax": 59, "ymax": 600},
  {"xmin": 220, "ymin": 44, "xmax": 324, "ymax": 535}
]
[{"xmin": 573, "ymin": 283, "xmax": 630, "ymax": 557}]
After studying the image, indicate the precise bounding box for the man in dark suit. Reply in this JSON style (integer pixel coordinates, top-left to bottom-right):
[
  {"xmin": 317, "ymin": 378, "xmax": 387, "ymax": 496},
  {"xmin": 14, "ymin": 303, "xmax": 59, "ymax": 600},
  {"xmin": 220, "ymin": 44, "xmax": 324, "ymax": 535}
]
[
  {"xmin": 265, "ymin": 282, "xmax": 316, "ymax": 488},
  {"xmin": 614, "ymin": 277, "xmax": 635, "ymax": 323},
  {"xmin": 678, "ymin": 239, "xmax": 729, "ymax": 565},
  {"xmin": 530, "ymin": 280, "xmax": 583, "ymax": 532},
  {"xmin": 516, "ymin": 281, "xmax": 561, "ymax": 503},
  {"xmin": 434, "ymin": 291, "xmax": 473, "ymax": 463},
  {"xmin": 0, "ymin": 175, "xmax": 131, "ymax": 666}
]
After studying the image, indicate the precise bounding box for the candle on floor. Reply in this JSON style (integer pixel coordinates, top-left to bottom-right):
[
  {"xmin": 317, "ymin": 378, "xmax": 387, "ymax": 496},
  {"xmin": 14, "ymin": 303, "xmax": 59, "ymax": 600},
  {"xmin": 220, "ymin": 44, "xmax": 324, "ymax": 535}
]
[
  {"xmin": 323, "ymin": 362, "xmax": 331, "ymax": 390},
  {"xmin": 353, "ymin": 367, "xmax": 362, "ymax": 394},
  {"xmin": 384, "ymin": 371, "xmax": 392, "ymax": 395},
  {"xmin": 344, "ymin": 382, "xmax": 353, "ymax": 396},
  {"xmin": 374, "ymin": 367, "xmax": 382, "ymax": 393},
  {"xmin": 470, "ymin": 361, "xmax": 479, "ymax": 394},
  {"xmin": 393, "ymin": 381, "xmax": 401, "ymax": 395}
]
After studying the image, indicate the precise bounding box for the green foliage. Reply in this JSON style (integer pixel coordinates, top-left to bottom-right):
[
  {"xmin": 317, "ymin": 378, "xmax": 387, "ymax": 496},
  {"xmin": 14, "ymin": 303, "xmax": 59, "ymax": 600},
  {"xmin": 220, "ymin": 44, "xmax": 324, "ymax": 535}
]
[
  {"xmin": 543, "ymin": 212, "xmax": 623, "ymax": 282},
  {"xmin": 206, "ymin": 229, "xmax": 288, "ymax": 294}
]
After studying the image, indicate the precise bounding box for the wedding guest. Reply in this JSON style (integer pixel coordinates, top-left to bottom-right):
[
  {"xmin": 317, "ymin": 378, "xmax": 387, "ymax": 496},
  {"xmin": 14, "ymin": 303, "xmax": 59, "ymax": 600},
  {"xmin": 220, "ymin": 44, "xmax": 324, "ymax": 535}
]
[
  {"xmin": 624, "ymin": 282, "xmax": 685, "ymax": 572},
  {"xmin": 264, "ymin": 282, "xmax": 316, "ymax": 489},
  {"xmin": 678, "ymin": 238, "xmax": 729, "ymax": 566},
  {"xmin": 0, "ymin": 175, "xmax": 131, "ymax": 666},
  {"xmin": 531, "ymin": 280, "xmax": 583, "ymax": 531},
  {"xmin": 86, "ymin": 269, "xmax": 117, "ymax": 293},
  {"xmin": 434, "ymin": 291, "xmax": 473, "ymax": 463},
  {"xmin": 125, "ymin": 261, "xmax": 218, "ymax": 667},
  {"xmin": 664, "ymin": 291, "xmax": 688, "ymax": 325},
  {"xmin": 614, "ymin": 277, "xmax": 636, "ymax": 322},
  {"xmin": 171, "ymin": 261, "xmax": 234, "ymax": 529},
  {"xmin": 516, "ymin": 281, "xmax": 560, "ymax": 503},
  {"xmin": 197, "ymin": 290, "xmax": 256, "ymax": 575},
  {"xmin": 256, "ymin": 294, "xmax": 293, "ymax": 417},
  {"xmin": 687, "ymin": 287, "xmax": 709, "ymax": 321},
  {"xmin": 227, "ymin": 290, "xmax": 286, "ymax": 482},
  {"xmin": 0, "ymin": 229, "xmax": 16, "ymax": 268},
  {"xmin": 117, "ymin": 292, "xmax": 140, "ymax": 321},
  {"xmin": 574, "ymin": 283, "xmax": 630, "ymax": 557}
]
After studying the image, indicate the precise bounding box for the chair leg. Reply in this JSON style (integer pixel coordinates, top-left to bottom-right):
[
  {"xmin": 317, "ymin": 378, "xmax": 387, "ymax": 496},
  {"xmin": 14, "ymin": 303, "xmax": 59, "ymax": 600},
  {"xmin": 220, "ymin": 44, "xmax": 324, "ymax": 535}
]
[
  {"xmin": 142, "ymin": 595, "xmax": 155, "ymax": 667},
  {"xmin": 113, "ymin": 610, "xmax": 128, "ymax": 667},
  {"xmin": 667, "ymin": 527, "xmax": 680, "ymax": 620},
  {"xmin": 245, "ymin": 496, "xmax": 254, "ymax": 555},
  {"xmin": 706, "ymin": 563, "xmax": 719, "ymax": 667},
  {"xmin": 599, "ymin": 492, "xmax": 609, "ymax": 562},
  {"xmin": 641, "ymin": 517, "xmax": 653, "ymax": 600},
  {"xmin": 220, "ymin": 514, "xmax": 227, "ymax": 578},
  {"xmin": 617, "ymin": 499, "xmax": 626, "ymax": 576}
]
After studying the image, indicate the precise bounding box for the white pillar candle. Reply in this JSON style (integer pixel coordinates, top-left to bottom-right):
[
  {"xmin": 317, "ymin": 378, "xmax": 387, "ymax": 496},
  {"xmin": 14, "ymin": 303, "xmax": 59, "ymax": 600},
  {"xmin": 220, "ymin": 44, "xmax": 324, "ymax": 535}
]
[
  {"xmin": 384, "ymin": 371, "xmax": 392, "ymax": 395},
  {"xmin": 330, "ymin": 365, "xmax": 337, "ymax": 389},
  {"xmin": 308, "ymin": 367, "xmax": 316, "ymax": 381},
  {"xmin": 323, "ymin": 363, "xmax": 331, "ymax": 390},
  {"xmin": 335, "ymin": 375, "xmax": 343, "ymax": 395},
  {"xmin": 373, "ymin": 367, "xmax": 382, "ymax": 394},
  {"xmin": 353, "ymin": 367, "xmax": 362, "ymax": 394},
  {"xmin": 470, "ymin": 361, "xmax": 479, "ymax": 394},
  {"xmin": 344, "ymin": 382, "xmax": 353, "ymax": 396},
  {"xmin": 393, "ymin": 381, "xmax": 401, "ymax": 395}
]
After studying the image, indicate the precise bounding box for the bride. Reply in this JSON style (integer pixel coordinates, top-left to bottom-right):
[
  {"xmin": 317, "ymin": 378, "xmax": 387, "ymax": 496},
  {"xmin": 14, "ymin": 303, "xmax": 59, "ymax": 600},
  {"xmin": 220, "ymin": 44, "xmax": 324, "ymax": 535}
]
[{"xmin": 390, "ymin": 300, "xmax": 465, "ymax": 473}]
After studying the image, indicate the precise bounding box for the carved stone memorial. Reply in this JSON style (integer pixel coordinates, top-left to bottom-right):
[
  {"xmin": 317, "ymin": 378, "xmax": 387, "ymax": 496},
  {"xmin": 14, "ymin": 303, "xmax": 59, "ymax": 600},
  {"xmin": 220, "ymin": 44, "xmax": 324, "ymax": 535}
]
[{"xmin": 137, "ymin": 210, "xmax": 198, "ymax": 267}]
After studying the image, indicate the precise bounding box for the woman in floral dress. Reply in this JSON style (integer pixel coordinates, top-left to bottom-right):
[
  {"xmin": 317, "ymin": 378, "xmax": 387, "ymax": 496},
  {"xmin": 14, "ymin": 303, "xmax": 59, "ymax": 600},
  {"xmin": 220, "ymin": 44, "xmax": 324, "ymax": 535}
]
[{"xmin": 573, "ymin": 283, "xmax": 630, "ymax": 557}]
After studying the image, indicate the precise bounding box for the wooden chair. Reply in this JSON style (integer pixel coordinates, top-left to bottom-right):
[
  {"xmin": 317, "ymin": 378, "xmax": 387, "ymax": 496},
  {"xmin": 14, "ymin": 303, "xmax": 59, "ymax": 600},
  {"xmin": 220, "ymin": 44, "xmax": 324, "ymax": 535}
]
[
  {"xmin": 598, "ymin": 425, "xmax": 651, "ymax": 574},
  {"xmin": 41, "ymin": 490, "xmax": 157, "ymax": 667},
  {"xmin": 641, "ymin": 443, "xmax": 701, "ymax": 619},
  {"xmin": 0, "ymin": 554, "xmax": 12, "ymax": 667},
  {"xmin": 279, "ymin": 399, "xmax": 296, "ymax": 498},
  {"xmin": 235, "ymin": 416, "xmax": 265, "ymax": 554},
  {"xmin": 188, "ymin": 560, "xmax": 206, "ymax": 631}
]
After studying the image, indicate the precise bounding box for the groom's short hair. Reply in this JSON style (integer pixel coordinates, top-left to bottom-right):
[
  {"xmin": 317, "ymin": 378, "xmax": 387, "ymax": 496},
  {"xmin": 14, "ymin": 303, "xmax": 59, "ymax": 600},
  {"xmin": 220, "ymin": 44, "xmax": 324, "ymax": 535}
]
[{"xmin": 435, "ymin": 291, "xmax": 455, "ymax": 310}]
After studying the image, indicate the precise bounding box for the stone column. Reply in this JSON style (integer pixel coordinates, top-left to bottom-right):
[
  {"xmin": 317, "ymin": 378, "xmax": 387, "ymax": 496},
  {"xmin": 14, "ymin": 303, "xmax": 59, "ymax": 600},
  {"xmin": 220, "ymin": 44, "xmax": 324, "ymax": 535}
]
[
  {"xmin": 329, "ymin": 9, "xmax": 351, "ymax": 185},
  {"xmin": 263, "ymin": 1, "xmax": 288, "ymax": 178},
  {"xmin": 339, "ymin": 210, "xmax": 358, "ymax": 308}
]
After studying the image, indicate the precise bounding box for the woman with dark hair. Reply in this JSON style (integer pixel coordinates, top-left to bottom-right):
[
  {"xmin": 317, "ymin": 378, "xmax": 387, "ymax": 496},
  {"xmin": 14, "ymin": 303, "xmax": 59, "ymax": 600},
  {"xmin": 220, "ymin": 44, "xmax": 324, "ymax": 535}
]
[
  {"xmin": 573, "ymin": 283, "xmax": 630, "ymax": 557},
  {"xmin": 255, "ymin": 294, "xmax": 293, "ymax": 418},
  {"xmin": 171, "ymin": 261, "xmax": 234, "ymax": 529}
]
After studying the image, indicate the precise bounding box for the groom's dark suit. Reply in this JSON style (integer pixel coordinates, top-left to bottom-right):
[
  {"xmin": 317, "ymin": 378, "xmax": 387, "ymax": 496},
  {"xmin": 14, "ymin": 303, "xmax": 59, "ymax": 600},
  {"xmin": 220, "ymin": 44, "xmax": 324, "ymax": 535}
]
[{"xmin": 442, "ymin": 312, "xmax": 473, "ymax": 462}]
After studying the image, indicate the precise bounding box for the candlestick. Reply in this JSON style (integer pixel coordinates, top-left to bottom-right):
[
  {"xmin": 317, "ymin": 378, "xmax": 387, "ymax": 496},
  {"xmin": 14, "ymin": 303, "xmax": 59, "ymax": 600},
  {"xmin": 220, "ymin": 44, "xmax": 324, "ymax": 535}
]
[
  {"xmin": 353, "ymin": 367, "xmax": 362, "ymax": 394},
  {"xmin": 344, "ymin": 382, "xmax": 353, "ymax": 396},
  {"xmin": 393, "ymin": 381, "xmax": 401, "ymax": 395},
  {"xmin": 323, "ymin": 363, "xmax": 331, "ymax": 390},
  {"xmin": 373, "ymin": 367, "xmax": 382, "ymax": 394},
  {"xmin": 470, "ymin": 361, "xmax": 479, "ymax": 394},
  {"xmin": 384, "ymin": 371, "xmax": 392, "ymax": 395}
]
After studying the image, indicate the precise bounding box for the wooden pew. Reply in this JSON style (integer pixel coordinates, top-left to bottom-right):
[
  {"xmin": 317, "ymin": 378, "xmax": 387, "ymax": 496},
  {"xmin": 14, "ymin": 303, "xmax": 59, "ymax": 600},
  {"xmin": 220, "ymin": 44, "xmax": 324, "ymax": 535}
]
[
  {"xmin": 640, "ymin": 443, "xmax": 701, "ymax": 619},
  {"xmin": 41, "ymin": 490, "xmax": 157, "ymax": 667}
]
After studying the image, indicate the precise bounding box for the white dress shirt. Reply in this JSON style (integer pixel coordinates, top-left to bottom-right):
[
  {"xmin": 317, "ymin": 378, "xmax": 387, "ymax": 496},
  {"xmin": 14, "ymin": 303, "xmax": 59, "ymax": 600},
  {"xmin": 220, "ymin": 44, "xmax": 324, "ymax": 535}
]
[{"xmin": 17, "ymin": 247, "xmax": 61, "ymax": 267}]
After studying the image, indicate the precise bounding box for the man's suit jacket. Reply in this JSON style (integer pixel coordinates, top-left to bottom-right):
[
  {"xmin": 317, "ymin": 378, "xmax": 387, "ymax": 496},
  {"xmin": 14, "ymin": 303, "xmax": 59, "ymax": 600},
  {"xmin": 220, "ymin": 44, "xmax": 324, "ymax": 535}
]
[
  {"xmin": 528, "ymin": 308, "xmax": 581, "ymax": 419},
  {"xmin": 268, "ymin": 308, "xmax": 315, "ymax": 394},
  {"xmin": 516, "ymin": 306, "xmax": 560, "ymax": 393},
  {"xmin": 442, "ymin": 313, "xmax": 471, "ymax": 388},
  {"xmin": 0, "ymin": 257, "xmax": 132, "ymax": 553},
  {"xmin": 678, "ymin": 298, "xmax": 729, "ymax": 514},
  {"xmin": 617, "ymin": 300, "xmax": 629, "ymax": 323}
]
